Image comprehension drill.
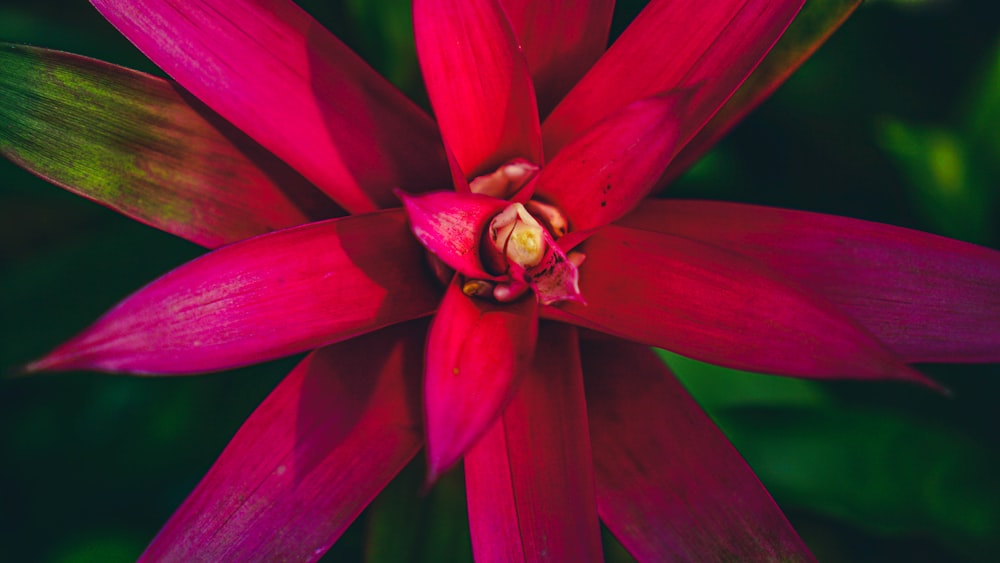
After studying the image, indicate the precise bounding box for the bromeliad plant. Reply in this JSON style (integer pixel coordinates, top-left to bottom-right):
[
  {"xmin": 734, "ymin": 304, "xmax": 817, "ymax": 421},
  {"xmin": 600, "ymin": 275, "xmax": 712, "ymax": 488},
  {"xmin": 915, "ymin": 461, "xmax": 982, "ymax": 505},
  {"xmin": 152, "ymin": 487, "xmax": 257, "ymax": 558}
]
[{"xmin": 3, "ymin": 0, "xmax": 1000, "ymax": 560}]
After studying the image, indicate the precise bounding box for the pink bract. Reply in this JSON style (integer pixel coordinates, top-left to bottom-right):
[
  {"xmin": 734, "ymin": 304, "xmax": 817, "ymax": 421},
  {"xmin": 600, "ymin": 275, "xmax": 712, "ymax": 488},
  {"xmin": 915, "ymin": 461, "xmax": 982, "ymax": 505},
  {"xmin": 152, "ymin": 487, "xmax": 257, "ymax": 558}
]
[{"xmin": 4, "ymin": 0, "xmax": 1000, "ymax": 561}]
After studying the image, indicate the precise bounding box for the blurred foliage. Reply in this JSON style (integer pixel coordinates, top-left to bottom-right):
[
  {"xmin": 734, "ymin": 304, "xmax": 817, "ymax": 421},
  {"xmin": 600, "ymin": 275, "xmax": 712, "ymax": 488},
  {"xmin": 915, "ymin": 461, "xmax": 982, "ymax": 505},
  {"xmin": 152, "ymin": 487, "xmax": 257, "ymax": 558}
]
[
  {"xmin": 1, "ymin": 1, "xmax": 998, "ymax": 562},
  {"xmin": 666, "ymin": 352, "xmax": 1000, "ymax": 562},
  {"xmin": 878, "ymin": 36, "xmax": 1000, "ymax": 244}
]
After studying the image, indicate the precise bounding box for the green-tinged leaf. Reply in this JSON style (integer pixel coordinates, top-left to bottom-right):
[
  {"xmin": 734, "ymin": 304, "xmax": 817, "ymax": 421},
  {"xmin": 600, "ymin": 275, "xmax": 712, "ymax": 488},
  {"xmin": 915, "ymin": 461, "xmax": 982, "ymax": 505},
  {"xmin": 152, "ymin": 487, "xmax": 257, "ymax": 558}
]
[
  {"xmin": 0, "ymin": 43, "xmax": 338, "ymax": 249},
  {"xmin": 718, "ymin": 405, "xmax": 1000, "ymax": 560},
  {"xmin": 659, "ymin": 349, "xmax": 829, "ymax": 409},
  {"xmin": 878, "ymin": 119, "xmax": 993, "ymax": 243},
  {"xmin": 663, "ymin": 0, "xmax": 861, "ymax": 184},
  {"xmin": 50, "ymin": 533, "xmax": 144, "ymax": 563}
]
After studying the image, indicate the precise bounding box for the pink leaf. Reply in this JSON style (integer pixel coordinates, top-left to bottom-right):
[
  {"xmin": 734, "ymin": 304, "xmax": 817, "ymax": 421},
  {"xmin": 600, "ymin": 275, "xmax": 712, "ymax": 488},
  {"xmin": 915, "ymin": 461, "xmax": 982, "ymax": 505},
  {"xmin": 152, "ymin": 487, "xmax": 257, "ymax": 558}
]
[
  {"xmin": 465, "ymin": 323, "xmax": 603, "ymax": 562},
  {"xmin": 140, "ymin": 323, "xmax": 425, "ymax": 562},
  {"xmin": 398, "ymin": 190, "xmax": 507, "ymax": 280},
  {"xmin": 91, "ymin": 0, "xmax": 449, "ymax": 213},
  {"xmin": 534, "ymin": 92, "xmax": 690, "ymax": 241},
  {"xmin": 500, "ymin": 0, "xmax": 614, "ymax": 117},
  {"xmin": 544, "ymin": 0, "xmax": 804, "ymax": 156},
  {"xmin": 424, "ymin": 276, "xmax": 538, "ymax": 481},
  {"xmin": 659, "ymin": 0, "xmax": 861, "ymax": 187},
  {"xmin": 414, "ymin": 0, "xmax": 543, "ymax": 178},
  {"xmin": 621, "ymin": 200, "xmax": 1000, "ymax": 363},
  {"xmin": 542, "ymin": 225, "xmax": 937, "ymax": 387},
  {"xmin": 29, "ymin": 211, "xmax": 439, "ymax": 374},
  {"xmin": 584, "ymin": 339, "xmax": 815, "ymax": 562}
]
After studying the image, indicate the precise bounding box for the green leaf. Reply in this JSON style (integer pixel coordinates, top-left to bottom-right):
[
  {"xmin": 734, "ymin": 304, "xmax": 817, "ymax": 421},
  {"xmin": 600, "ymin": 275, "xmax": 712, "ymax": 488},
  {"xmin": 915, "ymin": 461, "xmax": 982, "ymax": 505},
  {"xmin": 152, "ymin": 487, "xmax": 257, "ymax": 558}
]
[
  {"xmin": 659, "ymin": 349, "xmax": 829, "ymax": 410},
  {"xmin": 964, "ymin": 38, "xmax": 1000, "ymax": 177},
  {"xmin": 717, "ymin": 405, "xmax": 1000, "ymax": 559},
  {"xmin": 878, "ymin": 119, "xmax": 993, "ymax": 243},
  {"xmin": 0, "ymin": 43, "xmax": 334, "ymax": 249},
  {"xmin": 344, "ymin": 0, "xmax": 422, "ymax": 96}
]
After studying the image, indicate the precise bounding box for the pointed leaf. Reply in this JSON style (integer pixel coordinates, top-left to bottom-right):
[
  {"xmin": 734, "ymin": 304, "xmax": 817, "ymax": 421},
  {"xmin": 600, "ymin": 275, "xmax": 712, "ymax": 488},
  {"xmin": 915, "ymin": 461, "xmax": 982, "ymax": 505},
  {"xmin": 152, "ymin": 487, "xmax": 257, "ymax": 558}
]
[
  {"xmin": 424, "ymin": 276, "xmax": 538, "ymax": 481},
  {"xmin": 544, "ymin": 0, "xmax": 804, "ymax": 156},
  {"xmin": 0, "ymin": 43, "xmax": 327, "ymax": 248},
  {"xmin": 30, "ymin": 210, "xmax": 440, "ymax": 374},
  {"xmin": 140, "ymin": 323, "xmax": 425, "ymax": 562},
  {"xmin": 500, "ymin": 0, "xmax": 614, "ymax": 117},
  {"xmin": 620, "ymin": 200, "xmax": 1000, "ymax": 363},
  {"xmin": 583, "ymin": 339, "xmax": 815, "ymax": 562},
  {"xmin": 465, "ymin": 323, "xmax": 603, "ymax": 562},
  {"xmin": 399, "ymin": 190, "xmax": 506, "ymax": 280},
  {"xmin": 414, "ymin": 0, "xmax": 543, "ymax": 178},
  {"xmin": 661, "ymin": 0, "xmax": 861, "ymax": 186},
  {"xmin": 534, "ymin": 92, "xmax": 689, "ymax": 241},
  {"xmin": 91, "ymin": 0, "xmax": 450, "ymax": 213},
  {"xmin": 542, "ymin": 225, "xmax": 934, "ymax": 386}
]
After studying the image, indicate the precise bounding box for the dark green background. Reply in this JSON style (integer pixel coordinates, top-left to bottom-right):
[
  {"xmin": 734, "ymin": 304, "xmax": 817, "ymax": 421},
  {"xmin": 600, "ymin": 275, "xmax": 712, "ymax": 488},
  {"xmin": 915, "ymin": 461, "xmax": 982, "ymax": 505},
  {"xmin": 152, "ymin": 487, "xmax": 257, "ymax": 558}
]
[{"xmin": 2, "ymin": 1, "xmax": 998, "ymax": 561}]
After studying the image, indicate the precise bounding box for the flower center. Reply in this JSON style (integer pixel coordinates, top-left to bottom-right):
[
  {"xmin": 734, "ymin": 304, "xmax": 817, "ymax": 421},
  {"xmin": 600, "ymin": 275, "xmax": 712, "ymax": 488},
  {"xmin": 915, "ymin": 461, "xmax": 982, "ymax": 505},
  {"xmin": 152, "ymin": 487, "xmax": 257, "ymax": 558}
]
[
  {"xmin": 487, "ymin": 202, "xmax": 546, "ymax": 270},
  {"xmin": 401, "ymin": 161, "xmax": 585, "ymax": 306},
  {"xmin": 472, "ymin": 196, "xmax": 584, "ymax": 306}
]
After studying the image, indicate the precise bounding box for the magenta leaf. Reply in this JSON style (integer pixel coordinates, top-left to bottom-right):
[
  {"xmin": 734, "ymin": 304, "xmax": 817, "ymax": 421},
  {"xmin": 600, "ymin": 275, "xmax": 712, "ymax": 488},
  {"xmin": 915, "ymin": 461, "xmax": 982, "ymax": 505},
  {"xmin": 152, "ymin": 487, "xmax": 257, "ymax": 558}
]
[
  {"xmin": 398, "ymin": 190, "xmax": 507, "ymax": 280},
  {"xmin": 542, "ymin": 225, "xmax": 938, "ymax": 387},
  {"xmin": 534, "ymin": 92, "xmax": 690, "ymax": 241},
  {"xmin": 465, "ymin": 323, "xmax": 603, "ymax": 562},
  {"xmin": 500, "ymin": 0, "xmax": 614, "ymax": 117},
  {"xmin": 622, "ymin": 200, "xmax": 1000, "ymax": 363},
  {"xmin": 424, "ymin": 276, "xmax": 538, "ymax": 482},
  {"xmin": 583, "ymin": 338, "xmax": 815, "ymax": 562},
  {"xmin": 91, "ymin": 0, "xmax": 450, "ymax": 213},
  {"xmin": 544, "ymin": 0, "xmax": 804, "ymax": 157},
  {"xmin": 29, "ymin": 211, "xmax": 439, "ymax": 374},
  {"xmin": 660, "ymin": 0, "xmax": 861, "ymax": 187},
  {"xmin": 140, "ymin": 323, "xmax": 425, "ymax": 562},
  {"xmin": 414, "ymin": 0, "xmax": 543, "ymax": 178}
]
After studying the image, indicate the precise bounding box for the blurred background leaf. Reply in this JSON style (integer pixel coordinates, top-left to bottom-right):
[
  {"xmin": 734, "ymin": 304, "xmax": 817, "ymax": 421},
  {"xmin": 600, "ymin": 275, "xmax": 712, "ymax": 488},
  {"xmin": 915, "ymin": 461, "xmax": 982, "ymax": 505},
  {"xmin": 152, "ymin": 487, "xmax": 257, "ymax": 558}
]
[
  {"xmin": 877, "ymin": 34, "xmax": 1000, "ymax": 244},
  {"xmin": 878, "ymin": 120, "xmax": 992, "ymax": 243},
  {"xmin": 668, "ymin": 351, "xmax": 1000, "ymax": 562}
]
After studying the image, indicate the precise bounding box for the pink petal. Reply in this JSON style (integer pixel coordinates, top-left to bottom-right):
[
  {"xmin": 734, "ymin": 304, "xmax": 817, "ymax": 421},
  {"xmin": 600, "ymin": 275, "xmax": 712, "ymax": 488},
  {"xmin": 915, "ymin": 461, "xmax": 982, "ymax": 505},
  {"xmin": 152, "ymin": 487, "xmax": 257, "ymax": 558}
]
[
  {"xmin": 29, "ymin": 211, "xmax": 439, "ymax": 374},
  {"xmin": 91, "ymin": 0, "xmax": 450, "ymax": 213},
  {"xmin": 414, "ymin": 0, "xmax": 543, "ymax": 178},
  {"xmin": 541, "ymin": 225, "xmax": 937, "ymax": 386},
  {"xmin": 0, "ymin": 43, "xmax": 332, "ymax": 248},
  {"xmin": 500, "ymin": 0, "xmax": 615, "ymax": 117},
  {"xmin": 621, "ymin": 200, "xmax": 1000, "ymax": 363},
  {"xmin": 543, "ymin": 0, "xmax": 804, "ymax": 155},
  {"xmin": 583, "ymin": 339, "xmax": 815, "ymax": 562},
  {"xmin": 424, "ymin": 276, "xmax": 538, "ymax": 481},
  {"xmin": 140, "ymin": 323, "xmax": 425, "ymax": 562},
  {"xmin": 661, "ymin": 0, "xmax": 861, "ymax": 186},
  {"xmin": 464, "ymin": 323, "xmax": 603, "ymax": 562},
  {"xmin": 398, "ymin": 190, "xmax": 507, "ymax": 280},
  {"xmin": 533, "ymin": 92, "xmax": 690, "ymax": 242}
]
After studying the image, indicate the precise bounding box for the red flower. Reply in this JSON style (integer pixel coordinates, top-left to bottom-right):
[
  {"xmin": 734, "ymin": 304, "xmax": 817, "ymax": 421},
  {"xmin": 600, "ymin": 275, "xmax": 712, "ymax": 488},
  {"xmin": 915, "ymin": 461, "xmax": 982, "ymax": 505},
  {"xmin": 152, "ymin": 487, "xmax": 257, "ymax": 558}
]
[{"xmin": 4, "ymin": 0, "xmax": 999, "ymax": 560}]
